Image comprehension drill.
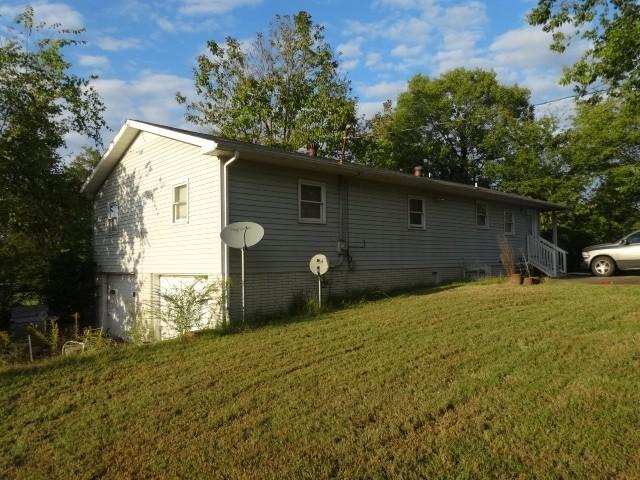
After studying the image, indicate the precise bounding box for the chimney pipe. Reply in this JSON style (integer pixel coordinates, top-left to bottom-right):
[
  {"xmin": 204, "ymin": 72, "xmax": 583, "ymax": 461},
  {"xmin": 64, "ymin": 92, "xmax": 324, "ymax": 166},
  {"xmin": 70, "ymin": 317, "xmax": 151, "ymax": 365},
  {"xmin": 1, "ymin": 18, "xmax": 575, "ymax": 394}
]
[
  {"xmin": 306, "ymin": 142, "xmax": 319, "ymax": 157},
  {"xmin": 413, "ymin": 165, "xmax": 423, "ymax": 177}
]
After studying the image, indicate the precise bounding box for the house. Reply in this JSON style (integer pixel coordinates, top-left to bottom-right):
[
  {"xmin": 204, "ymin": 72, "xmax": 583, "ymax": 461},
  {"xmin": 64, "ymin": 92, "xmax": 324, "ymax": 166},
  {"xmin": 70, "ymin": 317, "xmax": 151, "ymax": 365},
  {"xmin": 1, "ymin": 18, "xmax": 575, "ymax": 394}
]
[{"xmin": 81, "ymin": 120, "xmax": 567, "ymax": 339}]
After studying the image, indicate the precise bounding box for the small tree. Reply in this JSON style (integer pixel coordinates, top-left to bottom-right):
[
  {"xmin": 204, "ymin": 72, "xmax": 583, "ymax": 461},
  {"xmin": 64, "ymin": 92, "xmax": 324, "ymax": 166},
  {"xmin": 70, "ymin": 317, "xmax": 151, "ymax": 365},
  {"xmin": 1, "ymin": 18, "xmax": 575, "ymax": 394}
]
[{"xmin": 153, "ymin": 279, "xmax": 224, "ymax": 338}]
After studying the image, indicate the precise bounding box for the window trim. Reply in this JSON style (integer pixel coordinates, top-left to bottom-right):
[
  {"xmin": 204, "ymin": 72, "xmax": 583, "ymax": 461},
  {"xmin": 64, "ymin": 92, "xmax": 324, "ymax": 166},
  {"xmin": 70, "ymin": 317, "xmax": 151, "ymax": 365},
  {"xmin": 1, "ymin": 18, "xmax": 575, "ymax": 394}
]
[
  {"xmin": 503, "ymin": 209, "xmax": 515, "ymax": 235},
  {"xmin": 107, "ymin": 201, "xmax": 118, "ymax": 233},
  {"xmin": 407, "ymin": 195, "xmax": 426, "ymax": 230},
  {"xmin": 298, "ymin": 179, "xmax": 326, "ymax": 224},
  {"xmin": 172, "ymin": 180, "xmax": 189, "ymax": 224},
  {"xmin": 476, "ymin": 201, "xmax": 489, "ymax": 229}
]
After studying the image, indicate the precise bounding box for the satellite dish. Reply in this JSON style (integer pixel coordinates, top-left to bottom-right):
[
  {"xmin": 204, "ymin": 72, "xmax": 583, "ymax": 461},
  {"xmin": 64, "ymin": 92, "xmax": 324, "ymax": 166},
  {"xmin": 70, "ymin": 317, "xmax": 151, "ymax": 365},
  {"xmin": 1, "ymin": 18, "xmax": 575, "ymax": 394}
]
[
  {"xmin": 309, "ymin": 254, "xmax": 329, "ymax": 276},
  {"xmin": 220, "ymin": 222, "xmax": 264, "ymax": 249}
]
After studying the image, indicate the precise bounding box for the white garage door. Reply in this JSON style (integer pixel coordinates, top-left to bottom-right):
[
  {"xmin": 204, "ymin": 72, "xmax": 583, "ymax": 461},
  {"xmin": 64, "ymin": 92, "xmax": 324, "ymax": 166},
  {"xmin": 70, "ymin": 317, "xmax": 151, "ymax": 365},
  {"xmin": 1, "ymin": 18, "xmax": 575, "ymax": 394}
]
[
  {"xmin": 159, "ymin": 275, "xmax": 210, "ymax": 340},
  {"xmin": 105, "ymin": 274, "xmax": 137, "ymax": 338}
]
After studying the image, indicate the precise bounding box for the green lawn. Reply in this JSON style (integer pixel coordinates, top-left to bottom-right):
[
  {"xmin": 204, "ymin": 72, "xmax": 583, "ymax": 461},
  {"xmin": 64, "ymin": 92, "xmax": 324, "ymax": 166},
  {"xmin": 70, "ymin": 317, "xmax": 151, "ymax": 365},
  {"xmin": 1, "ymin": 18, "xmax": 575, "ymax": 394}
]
[{"xmin": 2, "ymin": 280, "xmax": 640, "ymax": 479}]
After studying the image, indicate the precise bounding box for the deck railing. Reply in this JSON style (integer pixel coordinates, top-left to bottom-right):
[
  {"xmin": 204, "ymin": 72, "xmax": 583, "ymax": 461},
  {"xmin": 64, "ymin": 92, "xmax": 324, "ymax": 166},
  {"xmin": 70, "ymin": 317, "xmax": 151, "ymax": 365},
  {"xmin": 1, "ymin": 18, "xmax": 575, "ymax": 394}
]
[{"xmin": 527, "ymin": 235, "xmax": 567, "ymax": 277}]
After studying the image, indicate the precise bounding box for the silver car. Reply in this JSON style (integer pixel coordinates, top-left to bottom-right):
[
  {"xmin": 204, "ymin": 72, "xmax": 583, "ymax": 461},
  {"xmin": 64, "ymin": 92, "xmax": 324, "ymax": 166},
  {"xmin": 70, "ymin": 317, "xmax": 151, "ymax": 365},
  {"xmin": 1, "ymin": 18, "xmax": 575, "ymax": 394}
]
[{"xmin": 582, "ymin": 231, "xmax": 640, "ymax": 276}]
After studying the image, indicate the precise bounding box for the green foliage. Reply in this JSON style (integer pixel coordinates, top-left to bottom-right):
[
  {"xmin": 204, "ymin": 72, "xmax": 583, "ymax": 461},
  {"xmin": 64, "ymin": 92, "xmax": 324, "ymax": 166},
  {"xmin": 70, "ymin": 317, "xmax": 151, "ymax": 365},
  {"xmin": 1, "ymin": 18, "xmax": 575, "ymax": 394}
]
[
  {"xmin": 0, "ymin": 331, "xmax": 9, "ymax": 352},
  {"xmin": 0, "ymin": 8, "xmax": 104, "ymax": 315},
  {"xmin": 362, "ymin": 69, "xmax": 534, "ymax": 184},
  {"xmin": 124, "ymin": 306, "xmax": 155, "ymax": 345},
  {"xmin": 153, "ymin": 279, "xmax": 225, "ymax": 338},
  {"xmin": 80, "ymin": 327, "xmax": 113, "ymax": 352},
  {"xmin": 489, "ymin": 97, "xmax": 640, "ymax": 265},
  {"xmin": 288, "ymin": 291, "xmax": 321, "ymax": 317},
  {"xmin": 177, "ymin": 11, "xmax": 357, "ymax": 157},
  {"xmin": 26, "ymin": 319, "xmax": 60, "ymax": 355},
  {"xmin": 528, "ymin": 0, "xmax": 640, "ymax": 102}
]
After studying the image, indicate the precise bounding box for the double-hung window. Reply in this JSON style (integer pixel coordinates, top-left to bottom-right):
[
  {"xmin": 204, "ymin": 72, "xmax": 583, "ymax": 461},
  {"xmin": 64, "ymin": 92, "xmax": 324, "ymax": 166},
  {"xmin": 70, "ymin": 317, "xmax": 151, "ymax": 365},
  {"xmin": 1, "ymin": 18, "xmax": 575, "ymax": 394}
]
[
  {"xmin": 173, "ymin": 182, "xmax": 188, "ymax": 223},
  {"xmin": 504, "ymin": 209, "xmax": 515, "ymax": 235},
  {"xmin": 476, "ymin": 201, "xmax": 488, "ymax": 228},
  {"xmin": 107, "ymin": 202, "xmax": 118, "ymax": 233},
  {"xmin": 408, "ymin": 196, "xmax": 425, "ymax": 229},
  {"xmin": 299, "ymin": 180, "xmax": 326, "ymax": 224}
]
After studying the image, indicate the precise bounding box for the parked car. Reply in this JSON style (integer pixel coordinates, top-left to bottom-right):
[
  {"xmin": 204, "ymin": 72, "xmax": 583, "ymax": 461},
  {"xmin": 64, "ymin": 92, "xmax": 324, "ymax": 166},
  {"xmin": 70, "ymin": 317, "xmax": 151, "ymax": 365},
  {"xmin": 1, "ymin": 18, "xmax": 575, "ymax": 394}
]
[{"xmin": 582, "ymin": 231, "xmax": 640, "ymax": 276}]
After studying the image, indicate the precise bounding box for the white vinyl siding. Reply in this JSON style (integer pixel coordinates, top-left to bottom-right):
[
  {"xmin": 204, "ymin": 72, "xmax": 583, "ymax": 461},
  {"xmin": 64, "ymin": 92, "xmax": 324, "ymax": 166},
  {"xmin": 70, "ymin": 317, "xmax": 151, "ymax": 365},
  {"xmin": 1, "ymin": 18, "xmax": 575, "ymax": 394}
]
[
  {"xmin": 298, "ymin": 180, "xmax": 326, "ymax": 224},
  {"xmin": 408, "ymin": 196, "xmax": 425, "ymax": 229},
  {"xmin": 93, "ymin": 130, "xmax": 222, "ymax": 275},
  {"xmin": 476, "ymin": 201, "xmax": 488, "ymax": 228},
  {"xmin": 504, "ymin": 209, "xmax": 515, "ymax": 235}
]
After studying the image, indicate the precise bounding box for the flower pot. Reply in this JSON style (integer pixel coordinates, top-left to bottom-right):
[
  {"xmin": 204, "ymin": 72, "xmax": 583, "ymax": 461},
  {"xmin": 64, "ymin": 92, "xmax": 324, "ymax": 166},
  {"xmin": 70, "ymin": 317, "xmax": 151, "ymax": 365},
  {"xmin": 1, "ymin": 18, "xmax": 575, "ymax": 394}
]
[{"xmin": 509, "ymin": 273, "xmax": 522, "ymax": 285}]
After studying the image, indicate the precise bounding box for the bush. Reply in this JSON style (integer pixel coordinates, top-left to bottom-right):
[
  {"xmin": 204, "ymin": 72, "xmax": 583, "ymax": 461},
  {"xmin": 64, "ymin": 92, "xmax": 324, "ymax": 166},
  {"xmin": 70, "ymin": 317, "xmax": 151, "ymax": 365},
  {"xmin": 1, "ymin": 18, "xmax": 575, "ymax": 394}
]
[
  {"xmin": 0, "ymin": 331, "xmax": 10, "ymax": 352},
  {"xmin": 153, "ymin": 278, "xmax": 224, "ymax": 338}
]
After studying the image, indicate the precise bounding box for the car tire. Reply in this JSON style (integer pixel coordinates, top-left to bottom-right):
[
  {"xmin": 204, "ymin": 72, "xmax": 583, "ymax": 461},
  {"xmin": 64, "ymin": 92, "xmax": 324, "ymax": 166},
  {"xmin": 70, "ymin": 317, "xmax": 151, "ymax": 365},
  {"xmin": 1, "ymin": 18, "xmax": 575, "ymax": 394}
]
[{"xmin": 591, "ymin": 255, "xmax": 616, "ymax": 277}]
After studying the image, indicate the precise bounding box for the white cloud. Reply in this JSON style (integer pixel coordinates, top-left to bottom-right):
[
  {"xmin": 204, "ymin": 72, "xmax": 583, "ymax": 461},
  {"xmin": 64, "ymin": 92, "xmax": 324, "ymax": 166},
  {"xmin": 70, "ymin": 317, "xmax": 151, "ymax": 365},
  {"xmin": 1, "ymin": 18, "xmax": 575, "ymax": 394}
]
[
  {"xmin": 341, "ymin": 59, "xmax": 359, "ymax": 71},
  {"xmin": 489, "ymin": 25, "xmax": 586, "ymax": 69},
  {"xmin": 0, "ymin": 2, "xmax": 84, "ymax": 29},
  {"xmin": 77, "ymin": 54, "xmax": 109, "ymax": 70},
  {"xmin": 337, "ymin": 37, "xmax": 363, "ymax": 58},
  {"xmin": 177, "ymin": 0, "xmax": 262, "ymax": 14},
  {"xmin": 391, "ymin": 44, "xmax": 423, "ymax": 57},
  {"xmin": 358, "ymin": 101, "xmax": 387, "ymax": 119},
  {"xmin": 92, "ymin": 71, "xmax": 194, "ymax": 131},
  {"xmin": 154, "ymin": 15, "xmax": 218, "ymax": 33},
  {"xmin": 358, "ymin": 80, "xmax": 407, "ymax": 99},
  {"xmin": 95, "ymin": 36, "xmax": 143, "ymax": 51}
]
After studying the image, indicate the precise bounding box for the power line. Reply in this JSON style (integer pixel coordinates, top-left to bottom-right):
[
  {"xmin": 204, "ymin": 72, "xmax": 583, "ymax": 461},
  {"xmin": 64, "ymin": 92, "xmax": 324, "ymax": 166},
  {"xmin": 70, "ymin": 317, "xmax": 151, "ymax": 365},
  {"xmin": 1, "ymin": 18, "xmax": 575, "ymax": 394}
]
[
  {"xmin": 348, "ymin": 87, "xmax": 608, "ymax": 140},
  {"xmin": 532, "ymin": 88, "xmax": 607, "ymax": 106}
]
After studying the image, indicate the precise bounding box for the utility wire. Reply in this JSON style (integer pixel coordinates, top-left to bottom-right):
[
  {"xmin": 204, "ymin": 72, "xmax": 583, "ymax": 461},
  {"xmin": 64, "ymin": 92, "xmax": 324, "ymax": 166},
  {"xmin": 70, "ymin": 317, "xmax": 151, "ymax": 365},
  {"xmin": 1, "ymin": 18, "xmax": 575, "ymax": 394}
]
[{"xmin": 348, "ymin": 87, "xmax": 608, "ymax": 140}]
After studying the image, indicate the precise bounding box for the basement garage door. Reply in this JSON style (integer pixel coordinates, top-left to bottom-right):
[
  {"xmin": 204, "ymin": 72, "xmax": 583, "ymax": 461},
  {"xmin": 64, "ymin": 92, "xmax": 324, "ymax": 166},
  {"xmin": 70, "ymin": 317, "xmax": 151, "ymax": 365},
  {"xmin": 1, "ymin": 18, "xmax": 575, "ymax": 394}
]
[
  {"xmin": 159, "ymin": 275, "xmax": 210, "ymax": 340},
  {"xmin": 105, "ymin": 274, "xmax": 137, "ymax": 338}
]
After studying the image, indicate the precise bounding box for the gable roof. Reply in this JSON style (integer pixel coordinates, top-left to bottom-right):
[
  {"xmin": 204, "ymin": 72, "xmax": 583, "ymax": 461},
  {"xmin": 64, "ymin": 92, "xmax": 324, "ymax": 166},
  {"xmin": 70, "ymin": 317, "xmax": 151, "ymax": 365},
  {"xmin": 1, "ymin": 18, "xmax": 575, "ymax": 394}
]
[{"xmin": 81, "ymin": 119, "xmax": 566, "ymax": 211}]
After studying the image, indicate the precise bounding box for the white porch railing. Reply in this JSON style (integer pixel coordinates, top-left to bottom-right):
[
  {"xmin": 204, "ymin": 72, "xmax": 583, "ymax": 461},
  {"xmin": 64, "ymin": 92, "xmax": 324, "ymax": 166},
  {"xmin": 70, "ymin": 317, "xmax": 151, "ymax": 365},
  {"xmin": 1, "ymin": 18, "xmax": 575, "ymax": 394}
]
[{"xmin": 527, "ymin": 235, "xmax": 567, "ymax": 277}]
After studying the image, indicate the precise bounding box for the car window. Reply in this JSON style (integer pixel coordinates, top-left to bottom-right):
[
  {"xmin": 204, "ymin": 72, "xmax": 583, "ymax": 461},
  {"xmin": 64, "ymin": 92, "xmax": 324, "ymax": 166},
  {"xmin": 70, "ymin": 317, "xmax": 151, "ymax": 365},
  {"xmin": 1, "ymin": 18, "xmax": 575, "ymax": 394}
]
[{"xmin": 626, "ymin": 233, "xmax": 640, "ymax": 245}]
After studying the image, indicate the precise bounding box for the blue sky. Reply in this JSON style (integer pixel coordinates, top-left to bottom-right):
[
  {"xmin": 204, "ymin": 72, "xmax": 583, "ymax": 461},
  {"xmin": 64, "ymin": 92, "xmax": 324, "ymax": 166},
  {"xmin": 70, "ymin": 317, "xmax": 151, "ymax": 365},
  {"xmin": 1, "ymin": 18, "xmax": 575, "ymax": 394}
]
[{"xmin": 0, "ymin": 0, "xmax": 587, "ymax": 153}]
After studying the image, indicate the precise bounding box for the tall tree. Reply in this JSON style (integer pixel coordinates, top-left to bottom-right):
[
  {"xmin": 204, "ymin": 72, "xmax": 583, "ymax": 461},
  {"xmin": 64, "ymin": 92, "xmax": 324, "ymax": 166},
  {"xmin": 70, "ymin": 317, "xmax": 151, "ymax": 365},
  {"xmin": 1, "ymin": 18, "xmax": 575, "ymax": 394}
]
[
  {"xmin": 363, "ymin": 69, "xmax": 534, "ymax": 185},
  {"xmin": 0, "ymin": 8, "xmax": 105, "ymax": 315},
  {"xmin": 177, "ymin": 11, "xmax": 357, "ymax": 157},
  {"xmin": 488, "ymin": 98, "xmax": 640, "ymax": 266},
  {"xmin": 528, "ymin": 0, "xmax": 640, "ymax": 102}
]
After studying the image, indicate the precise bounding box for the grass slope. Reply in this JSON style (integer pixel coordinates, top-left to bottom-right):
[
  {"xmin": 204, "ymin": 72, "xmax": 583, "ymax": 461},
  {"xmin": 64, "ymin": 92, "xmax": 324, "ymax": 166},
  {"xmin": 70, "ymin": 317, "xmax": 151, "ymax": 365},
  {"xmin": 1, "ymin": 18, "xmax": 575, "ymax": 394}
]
[{"xmin": 1, "ymin": 280, "xmax": 640, "ymax": 479}]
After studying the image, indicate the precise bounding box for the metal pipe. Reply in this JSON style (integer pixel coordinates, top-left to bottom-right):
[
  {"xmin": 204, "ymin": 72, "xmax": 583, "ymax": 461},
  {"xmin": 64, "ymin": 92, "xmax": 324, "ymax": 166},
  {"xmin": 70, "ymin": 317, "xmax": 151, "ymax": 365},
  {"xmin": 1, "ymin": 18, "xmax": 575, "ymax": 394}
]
[{"xmin": 222, "ymin": 151, "xmax": 240, "ymax": 322}]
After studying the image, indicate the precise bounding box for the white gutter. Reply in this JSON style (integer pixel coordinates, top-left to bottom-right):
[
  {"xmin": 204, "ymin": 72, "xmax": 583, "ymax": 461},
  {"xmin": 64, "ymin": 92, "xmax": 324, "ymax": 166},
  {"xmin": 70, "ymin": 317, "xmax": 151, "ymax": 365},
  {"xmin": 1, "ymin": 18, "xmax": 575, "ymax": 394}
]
[{"xmin": 222, "ymin": 151, "xmax": 240, "ymax": 322}]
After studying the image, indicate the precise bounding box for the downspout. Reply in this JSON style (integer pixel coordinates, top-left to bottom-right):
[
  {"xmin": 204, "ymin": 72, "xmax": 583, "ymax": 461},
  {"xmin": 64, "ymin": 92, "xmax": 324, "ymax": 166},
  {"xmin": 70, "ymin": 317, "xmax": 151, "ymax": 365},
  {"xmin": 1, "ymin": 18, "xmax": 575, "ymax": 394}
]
[{"xmin": 222, "ymin": 151, "xmax": 240, "ymax": 322}]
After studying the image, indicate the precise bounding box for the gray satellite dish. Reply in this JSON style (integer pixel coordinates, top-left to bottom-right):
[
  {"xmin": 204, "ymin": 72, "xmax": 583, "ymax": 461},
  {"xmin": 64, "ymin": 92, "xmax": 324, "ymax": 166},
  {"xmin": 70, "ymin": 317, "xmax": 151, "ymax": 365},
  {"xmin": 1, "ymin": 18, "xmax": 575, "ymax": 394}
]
[
  {"xmin": 309, "ymin": 254, "xmax": 329, "ymax": 276},
  {"xmin": 220, "ymin": 221, "xmax": 264, "ymax": 324},
  {"xmin": 309, "ymin": 253, "xmax": 329, "ymax": 308},
  {"xmin": 220, "ymin": 222, "xmax": 264, "ymax": 249}
]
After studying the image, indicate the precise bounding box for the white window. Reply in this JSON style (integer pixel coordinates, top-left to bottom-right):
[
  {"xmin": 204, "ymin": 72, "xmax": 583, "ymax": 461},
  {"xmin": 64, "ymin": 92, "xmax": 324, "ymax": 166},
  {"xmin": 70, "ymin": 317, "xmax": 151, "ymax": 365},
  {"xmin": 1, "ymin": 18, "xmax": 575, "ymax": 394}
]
[
  {"xmin": 298, "ymin": 180, "xmax": 326, "ymax": 223},
  {"xmin": 504, "ymin": 209, "xmax": 515, "ymax": 235},
  {"xmin": 476, "ymin": 201, "xmax": 488, "ymax": 228},
  {"xmin": 408, "ymin": 196, "xmax": 425, "ymax": 229},
  {"xmin": 173, "ymin": 182, "xmax": 188, "ymax": 223},
  {"xmin": 107, "ymin": 202, "xmax": 118, "ymax": 232}
]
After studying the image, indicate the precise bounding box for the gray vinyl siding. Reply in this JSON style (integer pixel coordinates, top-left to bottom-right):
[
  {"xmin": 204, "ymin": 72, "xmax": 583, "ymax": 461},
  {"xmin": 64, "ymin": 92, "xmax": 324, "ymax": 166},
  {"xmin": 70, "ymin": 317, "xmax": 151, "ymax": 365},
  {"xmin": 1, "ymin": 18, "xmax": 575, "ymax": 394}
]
[{"xmin": 228, "ymin": 159, "xmax": 531, "ymax": 277}]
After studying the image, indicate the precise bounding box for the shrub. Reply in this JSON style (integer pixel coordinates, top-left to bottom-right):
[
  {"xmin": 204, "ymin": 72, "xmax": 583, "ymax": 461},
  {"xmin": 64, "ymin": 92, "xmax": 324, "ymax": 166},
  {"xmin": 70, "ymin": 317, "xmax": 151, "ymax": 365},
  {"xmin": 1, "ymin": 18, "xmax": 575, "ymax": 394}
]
[
  {"xmin": 0, "ymin": 331, "xmax": 9, "ymax": 352},
  {"xmin": 153, "ymin": 278, "xmax": 224, "ymax": 338},
  {"xmin": 81, "ymin": 327, "xmax": 113, "ymax": 351},
  {"xmin": 26, "ymin": 319, "xmax": 60, "ymax": 355},
  {"xmin": 288, "ymin": 291, "xmax": 321, "ymax": 317}
]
